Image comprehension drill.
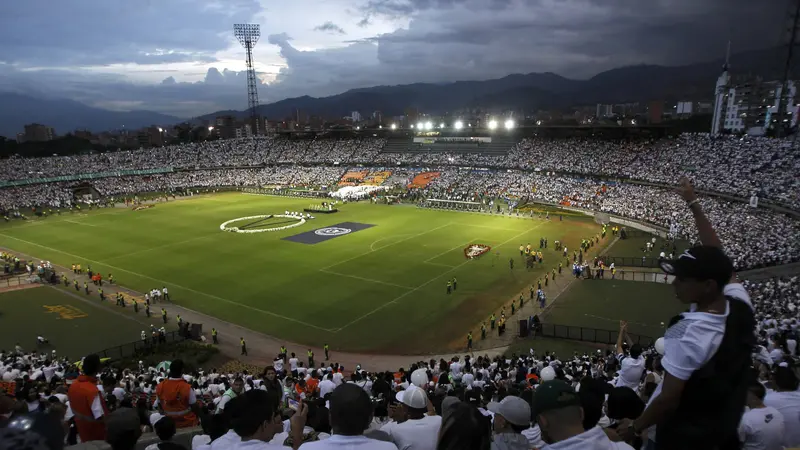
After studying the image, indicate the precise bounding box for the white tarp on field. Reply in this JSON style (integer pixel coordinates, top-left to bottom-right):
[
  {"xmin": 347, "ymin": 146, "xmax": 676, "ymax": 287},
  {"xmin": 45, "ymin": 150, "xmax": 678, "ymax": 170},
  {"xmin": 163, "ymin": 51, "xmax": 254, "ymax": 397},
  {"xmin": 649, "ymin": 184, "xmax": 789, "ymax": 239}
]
[{"xmin": 330, "ymin": 185, "xmax": 387, "ymax": 200}]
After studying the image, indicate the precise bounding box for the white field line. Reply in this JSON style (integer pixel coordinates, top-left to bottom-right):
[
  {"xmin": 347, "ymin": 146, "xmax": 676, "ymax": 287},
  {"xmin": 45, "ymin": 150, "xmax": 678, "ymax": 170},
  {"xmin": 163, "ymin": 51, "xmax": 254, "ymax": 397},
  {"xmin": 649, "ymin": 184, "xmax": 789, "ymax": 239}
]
[
  {"xmin": 334, "ymin": 222, "xmax": 548, "ymax": 332},
  {"xmin": 103, "ymin": 233, "xmax": 219, "ymax": 262},
  {"xmin": 319, "ymin": 269, "xmax": 414, "ymax": 290},
  {"xmin": 5, "ymin": 209, "xmax": 127, "ymax": 229},
  {"xmin": 0, "ymin": 233, "xmax": 335, "ymax": 332},
  {"xmin": 582, "ymin": 313, "xmax": 656, "ymax": 328},
  {"xmin": 369, "ymin": 234, "xmax": 414, "ymax": 251},
  {"xmin": 423, "ymin": 237, "xmax": 479, "ymax": 264},
  {"xmin": 424, "ymin": 262, "xmax": 458, "ymax": 268},
  {"xmin": 321, "ymin": 222, "xmax": 453, "ymax": 271},
  {"xmin": 63, "ymin": 219, "xmax": 100, "ymax": 228},
  {"xmin": 455, "ymin": 222, "xmax": 521, "ymax": 232}
]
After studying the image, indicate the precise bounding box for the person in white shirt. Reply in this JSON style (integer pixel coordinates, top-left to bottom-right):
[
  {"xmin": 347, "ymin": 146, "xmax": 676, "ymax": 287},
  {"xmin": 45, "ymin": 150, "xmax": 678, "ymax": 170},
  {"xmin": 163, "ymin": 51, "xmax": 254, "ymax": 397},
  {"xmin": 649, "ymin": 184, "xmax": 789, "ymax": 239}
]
[
  {"xmin": 300, "ymin": 383, "xmax": 397, "ymax": 449},
  {"xmin": 763, "ymin": 366, "xmax": 800, "ymax": 448},
  {"xmin": 289, "ymin": 354, "xmax": 299, "ymax": 375},
  {"xmin": 534, "ymin": 380, "xmax": 633, "ymax": 449},
  {"xmin": 230, "ymin": 389, "xmax": 306, "ymax": 450},
  {"xmin": 614, "ymin": 322, "xmax": 645, "ymax": 392},
  {"xmin": 619, "ymin": 178, "xmax": 756, "ymax": 450},
  {"xmin": 738, "ymin": 379, "xmax": 785, "ymax": 450},
  {"xmin": 384, "ymin": 386, "xmax": 440, "ymax": 450},
  {"xmin": 318, "ymin": 374, "xmax": 336, "ymax": 399},
  {"xmin": 274, "ymin": 357, "xmax": 284, "ymax": 375}
]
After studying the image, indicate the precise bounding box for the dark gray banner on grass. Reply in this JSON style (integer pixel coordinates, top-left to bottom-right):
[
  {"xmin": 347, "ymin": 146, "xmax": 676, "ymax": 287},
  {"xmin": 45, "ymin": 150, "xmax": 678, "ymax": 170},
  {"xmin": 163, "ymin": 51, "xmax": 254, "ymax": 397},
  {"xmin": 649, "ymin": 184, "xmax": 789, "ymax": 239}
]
[{"xmin": 283, "ymin": 222, "xmax": 375, "ymax": 244}]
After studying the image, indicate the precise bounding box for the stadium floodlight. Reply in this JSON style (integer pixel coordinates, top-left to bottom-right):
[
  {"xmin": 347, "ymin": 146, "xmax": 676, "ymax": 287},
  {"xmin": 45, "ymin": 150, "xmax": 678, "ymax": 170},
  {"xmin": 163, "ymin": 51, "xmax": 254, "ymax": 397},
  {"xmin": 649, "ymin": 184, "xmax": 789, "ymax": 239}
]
[
  {"xmin": 439, "ymin": 123, "xmax": 445, "ymax": 129},
  {"xmin": 536, "ymin": 120, "xmax": 542, "ymax": 126},
  {"xmin": 356, "ymin": 126, "xmax": 360, "ymax": 130},
  {"xmin": 488, "ymin": 120, "xmax": 498, "ymax": 130},
  {"xmin": 425, "ymin": 121, "xmax": 433, "ymax": 130},
  {"xmin": 379, "ymin": 125, "xmax": 383, "ymax": 129},
  {"xmin": 410, "ymin": 124, "xmax": 415, "ymax": 129},
  {"xmin": 391, "ymin": 123, "xmax": 397, "ymax": 130},
  {"xmin": 158, "ymin": 127, "xmax": 163, "ymax": 132},
  {"xmin": 504, "ymin": 119, "xmax": 515, "ymax": 129},
  {"xmin": 234, "ymin": 23, "xmax": 261, "ymax": 135},
  {"xmin": 417, "ymin": 122, "xmax": 424, "ymax": 130},
  {"xmin": 208, "ymin": 126, "xmax": 214, "ymax": 131},
  {"xmin": 454, "ymin": 121, "xmax": 463, "ymax": 130}
]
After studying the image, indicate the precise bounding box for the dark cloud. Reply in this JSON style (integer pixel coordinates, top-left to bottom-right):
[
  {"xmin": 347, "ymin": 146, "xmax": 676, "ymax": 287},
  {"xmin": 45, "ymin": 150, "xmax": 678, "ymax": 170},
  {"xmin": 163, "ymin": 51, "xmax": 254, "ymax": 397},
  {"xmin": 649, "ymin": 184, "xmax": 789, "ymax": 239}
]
[
  {"xmin": 314, "ymin": 21, "xmax": 347, "ymax": 34},
  {"xmin": 0, "ymin": 0, "xmax": 261, "ymax": 66},
  {"xmin": 0, "ymin": 0, "xmax": 788, "ymax": 118}
]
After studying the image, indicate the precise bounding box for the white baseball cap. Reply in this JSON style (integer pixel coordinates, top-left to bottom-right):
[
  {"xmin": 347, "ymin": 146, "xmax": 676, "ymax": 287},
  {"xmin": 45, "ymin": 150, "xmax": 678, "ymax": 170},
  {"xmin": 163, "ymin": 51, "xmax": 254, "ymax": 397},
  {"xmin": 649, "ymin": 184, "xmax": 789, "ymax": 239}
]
[{"xmin": 395, "ymin": 386, "xmax": 428, "ymax": 409}]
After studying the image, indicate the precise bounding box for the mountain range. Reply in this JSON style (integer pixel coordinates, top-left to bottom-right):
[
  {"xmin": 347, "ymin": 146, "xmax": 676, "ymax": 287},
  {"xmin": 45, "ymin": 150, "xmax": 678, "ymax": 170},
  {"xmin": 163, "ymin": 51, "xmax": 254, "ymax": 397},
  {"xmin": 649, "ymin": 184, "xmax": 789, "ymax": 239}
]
[{"xmin": 0, "ymin": 46, "xmax": 792, "ymax": 138}]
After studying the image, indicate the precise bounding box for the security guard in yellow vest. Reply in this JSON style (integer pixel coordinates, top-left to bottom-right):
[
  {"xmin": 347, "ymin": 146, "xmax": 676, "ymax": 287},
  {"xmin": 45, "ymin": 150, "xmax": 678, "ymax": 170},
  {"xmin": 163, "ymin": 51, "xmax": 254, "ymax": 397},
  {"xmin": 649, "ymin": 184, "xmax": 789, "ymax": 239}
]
[
  {"xmin": 240, "ymin": 338, "xmax": 247, "ymax": 356},
  {"xmin": 280, "ymin": 345, "xmax": 287, "ymax": 361},
  {"xmin": 307, "ymin": 349, "xmax": 314, "ymax": 367},
  {"xmin": 324, "ymin": 344, "xmax": 330, "ymax": 360},
  {"xmin": 211, "ymin": 328, "xmax": 218, "ymax": 344}
]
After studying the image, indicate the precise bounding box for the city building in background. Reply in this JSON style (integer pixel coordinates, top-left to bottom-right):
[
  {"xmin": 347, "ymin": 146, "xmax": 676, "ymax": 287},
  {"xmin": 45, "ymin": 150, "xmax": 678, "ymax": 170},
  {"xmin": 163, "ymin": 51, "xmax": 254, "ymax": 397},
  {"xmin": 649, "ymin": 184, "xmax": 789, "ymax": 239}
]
[{"xmin": 21, "ymin": 123, "xmax": 56, "ymax": 143}]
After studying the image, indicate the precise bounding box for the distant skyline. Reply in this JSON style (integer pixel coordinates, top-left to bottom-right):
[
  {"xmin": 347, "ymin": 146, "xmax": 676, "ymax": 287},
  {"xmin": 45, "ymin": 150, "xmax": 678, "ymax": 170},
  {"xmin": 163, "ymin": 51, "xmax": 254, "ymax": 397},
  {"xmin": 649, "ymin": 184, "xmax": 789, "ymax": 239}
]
[{"xmin": 0, "ymin": 0, "xmax": 786, "ymax": 118}]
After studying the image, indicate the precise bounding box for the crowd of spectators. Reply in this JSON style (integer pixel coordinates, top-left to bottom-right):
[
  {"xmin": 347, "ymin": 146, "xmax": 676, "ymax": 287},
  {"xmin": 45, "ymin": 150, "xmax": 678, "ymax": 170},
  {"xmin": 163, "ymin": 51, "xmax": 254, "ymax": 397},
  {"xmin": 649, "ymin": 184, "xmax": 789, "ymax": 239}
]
[
  {"xmin": 2, "ymin": 133, "xmax": 796, "ymax": 209},
  {"xmin": 1, "ymin": 271, "xmax": 798, "ymax": 449},
  {"xmin": 1, "ymin": 163, "xmax": 799, "ymax": 271}
]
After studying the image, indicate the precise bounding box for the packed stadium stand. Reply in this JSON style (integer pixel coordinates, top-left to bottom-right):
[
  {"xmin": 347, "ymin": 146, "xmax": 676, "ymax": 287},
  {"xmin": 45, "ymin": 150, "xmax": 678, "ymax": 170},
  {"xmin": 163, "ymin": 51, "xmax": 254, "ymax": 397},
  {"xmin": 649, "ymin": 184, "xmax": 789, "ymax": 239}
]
[{"xmin": 2, "ymin": 133, "xmax": 800, "ymax": 449}]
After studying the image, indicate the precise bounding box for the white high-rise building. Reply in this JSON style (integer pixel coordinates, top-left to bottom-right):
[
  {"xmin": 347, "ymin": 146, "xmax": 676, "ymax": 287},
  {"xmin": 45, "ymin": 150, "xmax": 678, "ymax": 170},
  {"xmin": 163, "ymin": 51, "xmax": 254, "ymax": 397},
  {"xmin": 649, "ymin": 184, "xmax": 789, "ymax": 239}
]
[
  {"xmin": 710, "ymin": 44, "xmax": 731, "ymax": 135},
  {"xmin": 351, "ymin": 111, "xmax": 362, "ymax": 122}
]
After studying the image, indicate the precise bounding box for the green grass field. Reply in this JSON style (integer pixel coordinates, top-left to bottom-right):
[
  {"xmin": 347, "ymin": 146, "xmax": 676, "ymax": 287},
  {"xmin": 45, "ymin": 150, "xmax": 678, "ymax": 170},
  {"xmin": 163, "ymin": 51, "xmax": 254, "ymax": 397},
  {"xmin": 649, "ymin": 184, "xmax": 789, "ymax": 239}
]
[
  {"xmin": 606, "ymin": 234, "xmax": 691, "ymax": 261},
  {"xmin": 0, "ymin": 286, "xmax": 175, "ymax": 359},
  {"xmin": 0, "ymin": 193, "xmax": 611, "ymax": 354},
  {"xmin": 543, "ymin": 279, "xmax": 683, "ymax": 339}
]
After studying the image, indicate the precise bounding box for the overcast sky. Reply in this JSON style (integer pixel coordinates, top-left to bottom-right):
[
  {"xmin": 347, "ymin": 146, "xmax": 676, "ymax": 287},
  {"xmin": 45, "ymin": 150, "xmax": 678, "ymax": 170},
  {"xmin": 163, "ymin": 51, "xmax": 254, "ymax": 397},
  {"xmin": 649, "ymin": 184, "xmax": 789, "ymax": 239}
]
[{"xmin": 0, "ymin": 0, "xmax": 785, "ymax": 118}]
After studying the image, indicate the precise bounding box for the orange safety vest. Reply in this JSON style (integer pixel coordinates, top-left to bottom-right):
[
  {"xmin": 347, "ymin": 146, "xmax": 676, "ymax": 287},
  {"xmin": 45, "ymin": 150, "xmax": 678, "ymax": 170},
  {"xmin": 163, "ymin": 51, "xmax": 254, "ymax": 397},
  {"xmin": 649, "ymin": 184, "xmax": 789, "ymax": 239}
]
[
  {"xmin": 67, "ymin": 375, "xmax": 109, "ymax": 442},
  {"xmin": 155, "ymin": 378, "xmax": 198, "ymax": 428}
]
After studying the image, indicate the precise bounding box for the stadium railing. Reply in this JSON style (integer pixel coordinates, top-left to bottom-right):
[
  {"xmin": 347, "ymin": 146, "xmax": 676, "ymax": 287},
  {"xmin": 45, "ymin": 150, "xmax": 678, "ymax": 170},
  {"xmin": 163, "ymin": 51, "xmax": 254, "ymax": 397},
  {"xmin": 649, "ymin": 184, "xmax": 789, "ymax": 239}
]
[
  {"xmin": 94, "ymin": 330, "xmax": 187, "ymax": 360},
  {"xmin": 534, "ymin": 323, "xmax": 656, "ymax": 347},
  {"xmin": 601, "ymin": 256, "xmax": 662, "ymax": 268},
  {"xmin": 0, "ymin": 274, "xmax": 32, "ymax": 288}
]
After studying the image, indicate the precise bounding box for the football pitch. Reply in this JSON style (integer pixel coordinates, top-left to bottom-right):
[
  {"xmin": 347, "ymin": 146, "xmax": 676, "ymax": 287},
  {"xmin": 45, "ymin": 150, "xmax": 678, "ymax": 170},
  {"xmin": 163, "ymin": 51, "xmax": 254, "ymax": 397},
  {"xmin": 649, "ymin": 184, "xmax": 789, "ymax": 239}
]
[
  {"xmin": 0, "ymin": 286, "xmax": 175, "ymax": 360},
  {"xmin": 1, "ymin": 193, "xmax": 618, "ymax": 354}
]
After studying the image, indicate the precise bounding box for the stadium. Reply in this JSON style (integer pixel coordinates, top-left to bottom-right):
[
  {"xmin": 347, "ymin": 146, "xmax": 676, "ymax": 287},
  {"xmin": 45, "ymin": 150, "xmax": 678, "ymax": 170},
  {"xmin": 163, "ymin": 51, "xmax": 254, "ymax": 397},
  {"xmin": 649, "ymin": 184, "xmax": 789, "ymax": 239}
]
[{"xmin": 3, "ymin": 93, "xmax": 800, "ymax": 450}]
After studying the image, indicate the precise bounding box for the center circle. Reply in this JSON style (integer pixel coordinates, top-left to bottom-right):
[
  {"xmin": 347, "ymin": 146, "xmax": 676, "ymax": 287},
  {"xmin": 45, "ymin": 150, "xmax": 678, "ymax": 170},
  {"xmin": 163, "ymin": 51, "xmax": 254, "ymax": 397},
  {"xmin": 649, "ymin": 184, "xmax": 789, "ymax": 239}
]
[
  {"xmin": 219, "ymin": 214, "xmax": 306, "ymax": 234},
  {"xmin": 315, "ymin": 227, "xmax": 351, "ymax": 236}
]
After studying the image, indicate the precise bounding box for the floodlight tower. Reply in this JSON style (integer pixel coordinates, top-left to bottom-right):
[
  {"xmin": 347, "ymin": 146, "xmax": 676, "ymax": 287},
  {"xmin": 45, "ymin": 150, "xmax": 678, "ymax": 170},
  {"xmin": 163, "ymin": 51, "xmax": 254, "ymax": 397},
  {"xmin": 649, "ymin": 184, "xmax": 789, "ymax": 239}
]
[{"xmin": 234, "ymin": 23, "xmax": 261, "ymax": 135}]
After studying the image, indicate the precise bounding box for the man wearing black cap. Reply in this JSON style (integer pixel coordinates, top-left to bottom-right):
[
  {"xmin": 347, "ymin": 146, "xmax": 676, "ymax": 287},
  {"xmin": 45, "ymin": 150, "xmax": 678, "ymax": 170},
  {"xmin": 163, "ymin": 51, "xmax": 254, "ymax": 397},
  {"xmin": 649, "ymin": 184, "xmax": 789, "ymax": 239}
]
[
  {"xmin": 533, "ymin": 380, "xmax": 634, "ymax": 449},
  {"xmin": 618, "ymin": 178, "xmax": 755, "ymax": 450}
]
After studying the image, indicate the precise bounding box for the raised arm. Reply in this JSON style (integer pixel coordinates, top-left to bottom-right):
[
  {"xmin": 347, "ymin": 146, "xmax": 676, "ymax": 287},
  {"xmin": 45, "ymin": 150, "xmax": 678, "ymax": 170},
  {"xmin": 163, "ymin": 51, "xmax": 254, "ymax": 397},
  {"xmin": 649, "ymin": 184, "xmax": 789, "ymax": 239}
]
[{"xmin": 676, "ymin": 177, "xmax": 722, "ymax": 250}]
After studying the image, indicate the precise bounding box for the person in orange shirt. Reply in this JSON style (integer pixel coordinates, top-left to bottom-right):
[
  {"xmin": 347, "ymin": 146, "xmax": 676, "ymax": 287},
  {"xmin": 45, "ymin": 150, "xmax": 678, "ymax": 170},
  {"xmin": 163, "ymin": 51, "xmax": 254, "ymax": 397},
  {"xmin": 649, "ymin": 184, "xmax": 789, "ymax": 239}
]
[
  {"xmin": 154, "ymin": 360, "xmax": 199, "ymax": 428},
  {"xmin": 67, "ymin": 354, "xmax": 109, "ymax": 442},
  {"xmin": 305, "ymin": 373, "xmax": 319, "ymax": 396}
]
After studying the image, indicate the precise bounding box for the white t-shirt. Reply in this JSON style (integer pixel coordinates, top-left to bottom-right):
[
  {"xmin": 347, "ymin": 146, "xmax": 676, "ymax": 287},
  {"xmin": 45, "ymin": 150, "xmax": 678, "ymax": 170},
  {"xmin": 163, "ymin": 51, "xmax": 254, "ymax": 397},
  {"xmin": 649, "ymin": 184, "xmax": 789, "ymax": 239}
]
[
  {"xmin": 384, "ymin": 415, "xmax": 441, "ymax": 450},
  {"xmin": 737, "ymin": 406, "xmax": 785, "ymax": 450},
  {"xmin": 319, "ymin": 379, "xmax": 336, "ymax": 399},
  {"xmin": 274, "ymin": 359, "xmax": 284, "ymax": 373},
  {"xmin": 521, "ymin": 425, "xmax": 546, "ymax": 448},
  {"xmin": 231, "ymin": 439, "xmax": 284, "ymax": 450},
  {"xmin": 615, "ymin": 354, "xmax": 645, "ymax": 391},
  {"xmin": 289, "ymin": 358, "xmax": 299, "ymax": 371},
  {"xmin": 646, "ymin": 283, "xmax": 752, "ymax": 441},
  {"xmin": 763, "ymin": 390, "xmax": 800, "ymax": 448},
  {"xmin": 299, "ymin": 434, "xmax": 397, "ymax": 449}
]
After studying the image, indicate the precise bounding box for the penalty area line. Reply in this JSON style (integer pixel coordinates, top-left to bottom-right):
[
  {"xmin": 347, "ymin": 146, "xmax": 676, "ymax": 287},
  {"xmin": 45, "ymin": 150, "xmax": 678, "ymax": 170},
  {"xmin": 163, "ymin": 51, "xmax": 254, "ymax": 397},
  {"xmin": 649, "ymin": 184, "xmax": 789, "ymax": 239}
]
[
  {"xmin": 323, "ymin": 222, "xmax": 453, "ymax": 271},
  {"xmin": 319, "ymin": 269, "xmax": 415, "ymax": 290},
  {"xmin": 0, "ymin": 233, "xmax": 335, "ymax": 333},
  {"xmin": 334, "ymin": 222, "xmax": 547, "ymax": 332}
]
